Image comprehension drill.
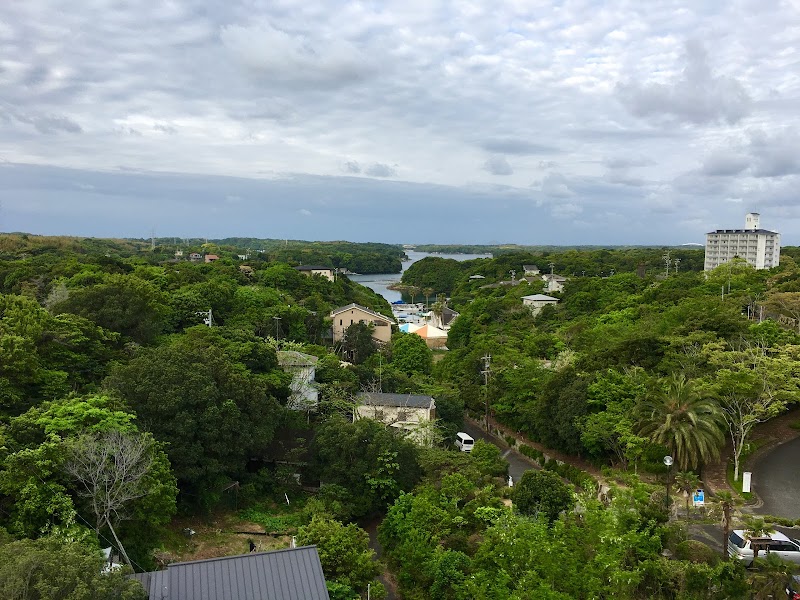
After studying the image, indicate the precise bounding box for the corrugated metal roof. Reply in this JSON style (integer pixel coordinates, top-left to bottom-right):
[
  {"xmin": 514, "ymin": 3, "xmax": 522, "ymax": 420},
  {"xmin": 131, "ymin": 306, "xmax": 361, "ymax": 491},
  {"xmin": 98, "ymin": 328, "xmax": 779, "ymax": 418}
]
[
  {"xmin": 131, "ymin": 546, "xmax": 329, "ymax": 600},
  {"xmin": 358, "ymin": 392, "xmax": 435, "ymax": 408}
]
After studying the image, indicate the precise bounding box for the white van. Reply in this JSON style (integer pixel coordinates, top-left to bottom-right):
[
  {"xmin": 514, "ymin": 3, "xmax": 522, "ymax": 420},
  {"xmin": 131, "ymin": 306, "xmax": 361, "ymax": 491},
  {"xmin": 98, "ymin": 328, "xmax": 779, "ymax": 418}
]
[{"xmin": 455, "ymin": 432, "xmax": 475, "ymax": 453}]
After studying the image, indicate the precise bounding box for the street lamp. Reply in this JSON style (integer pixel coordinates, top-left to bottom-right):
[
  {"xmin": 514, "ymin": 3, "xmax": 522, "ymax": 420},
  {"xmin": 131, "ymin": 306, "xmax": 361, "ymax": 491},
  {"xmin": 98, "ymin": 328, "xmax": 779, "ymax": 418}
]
[{"xmin": 663, "ymin": 455, "xmax": 674, "ymax": 512}]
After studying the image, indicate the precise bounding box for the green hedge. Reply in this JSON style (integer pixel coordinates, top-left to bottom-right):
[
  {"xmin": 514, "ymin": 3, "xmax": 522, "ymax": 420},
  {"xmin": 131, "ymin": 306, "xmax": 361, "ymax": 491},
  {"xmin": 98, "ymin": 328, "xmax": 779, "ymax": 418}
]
[{"xmin": 518, "ymin": 445, "xmax": 596, "ymax": 491}]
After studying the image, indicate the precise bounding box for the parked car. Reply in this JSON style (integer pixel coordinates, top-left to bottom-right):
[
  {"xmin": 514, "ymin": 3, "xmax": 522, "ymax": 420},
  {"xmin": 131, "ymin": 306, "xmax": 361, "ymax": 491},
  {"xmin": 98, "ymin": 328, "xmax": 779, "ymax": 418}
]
[
  {"xmin": 787, "ymin": 574, "xmax": 800, "ymax": 600},
  {"xmin": 728, "ymin": 530, "xmax": 800, "ymax": 567}
]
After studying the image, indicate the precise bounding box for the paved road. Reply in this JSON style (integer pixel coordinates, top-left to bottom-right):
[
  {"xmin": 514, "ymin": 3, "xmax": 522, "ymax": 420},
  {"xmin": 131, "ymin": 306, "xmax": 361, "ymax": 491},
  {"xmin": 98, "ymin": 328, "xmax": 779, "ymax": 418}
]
[
  {"xmin": 461, "ymin": 420, "xmax": 536, "ymax": 483},
  {"xmin": 753, "ymin": 437, "xmax": 800, "ymax": 519}
]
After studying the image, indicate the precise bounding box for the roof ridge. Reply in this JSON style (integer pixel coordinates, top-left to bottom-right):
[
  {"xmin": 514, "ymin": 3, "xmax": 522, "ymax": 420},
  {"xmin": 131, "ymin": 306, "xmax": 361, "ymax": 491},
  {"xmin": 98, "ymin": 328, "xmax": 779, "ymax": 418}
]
[{"xmin": 168, "ymin": 545, "xmax": 318, "ymax": 568}]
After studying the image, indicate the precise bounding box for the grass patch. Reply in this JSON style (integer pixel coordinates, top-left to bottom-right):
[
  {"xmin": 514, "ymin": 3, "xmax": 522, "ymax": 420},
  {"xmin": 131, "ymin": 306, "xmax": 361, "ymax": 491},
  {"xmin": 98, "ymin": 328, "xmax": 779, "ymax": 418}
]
[
  {"xmin": 789, "ymin": 420, "xmax": 800, "ymax": 431},
  {"xmin": 238, "ymin": 501, "xmax": 305, "ymax": 534},
  {"xmin": 725, "ymin": 438, "xmax": 768, "ymax": 501}
]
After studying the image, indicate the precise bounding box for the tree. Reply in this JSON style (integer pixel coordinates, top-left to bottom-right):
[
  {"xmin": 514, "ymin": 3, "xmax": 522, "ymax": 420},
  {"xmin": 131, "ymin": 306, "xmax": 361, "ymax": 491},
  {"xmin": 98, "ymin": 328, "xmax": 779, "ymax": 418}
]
[
  {"xmin": 341, "ymin": 321, "xmax": 376, "ymax": 364},
  {"xmin": 390, "ymin": 332, "xmax": 432, "ymax": 375},
  {"xmin": 744, "ymin": 517, "xmax": 772, "ymax": 562},
  {"xmin": 706, "ymin": 340, "xmax": 798, "ymax": 481},
  {"xmin": 512, "ymin": 470, "xmax": 574, "ymax": 523},
  {"xmin": 636, "ymin": 374, "xmax": 725, "ymax": 471},
  {"xmin": 310, "ymin": 416, "xmax": 421, "ymax": 518},
  {"xmin": 103, "ymin": 334, "xmax": 285, "ymax": 506},
  {"xmin": 716, "ymin": 491, "xmax": 740, "ymax": 559},
  {"xmin": 296, "ymin": 514, "xmax": 384, "ymax": 599},
  {"xmin": 749, "ymin": 552, "xmax": 796, "ymax": 600},
  {"xmin": 674, "ymin": 471, "xmax": 700, "ymax": 523},
  {"xmin": 0, "ymin": 532, "xmax": 147, "ymax": 600},
  {"xmin": 763, "ymin": 291, "xmax": 800, "ymax": 334},
  {"xmin": 52, "ymin": 274, "xmax": 170, "ymax": 345},
  {"xmin": 65, "ymin": 431, "xmax": 177, "ymax": 569}
]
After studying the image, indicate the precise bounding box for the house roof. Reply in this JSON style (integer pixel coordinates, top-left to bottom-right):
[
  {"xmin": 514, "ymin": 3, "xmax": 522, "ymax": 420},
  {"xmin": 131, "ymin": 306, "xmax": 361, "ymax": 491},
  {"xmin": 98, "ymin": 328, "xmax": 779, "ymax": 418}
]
[
  {"xmin": 330, "ymin": 303, "xmax": 394, "ymax": 323},
  {"xmin": 277, "ymin": 350, "xmax": 319, "ymax": 367},
  {"xmin": 523, "ymin": 264, "xmax": 539, "ymax": 270},
  {"xmin": 358, "ymin": 392, "xmax": 435, "ymax": 408},
  {"xmin": 412, "ymin": 324, "xmax": 448, "ymax": 339},
  {"xmin": 294, "ymin": 265, "xmax": 333, "ymax": 271},
  {"xmin": 521, "ymin": 294, "xmax": 559, "ymax": 302},
  {"xmin": 130, "ymin": 546, "xmax": 329, "ymax": 600},
  {"xmin": 468, "ymin": 274, "xmax": 486, "ymax": 279}
]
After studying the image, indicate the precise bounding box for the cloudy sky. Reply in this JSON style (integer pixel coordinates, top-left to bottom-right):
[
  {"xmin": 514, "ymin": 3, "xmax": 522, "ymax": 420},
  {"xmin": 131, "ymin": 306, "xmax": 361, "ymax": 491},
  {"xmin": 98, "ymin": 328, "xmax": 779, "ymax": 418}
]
[{"xmin": 1, "ymin": 1, "xmax": 799, "ymax": 245}]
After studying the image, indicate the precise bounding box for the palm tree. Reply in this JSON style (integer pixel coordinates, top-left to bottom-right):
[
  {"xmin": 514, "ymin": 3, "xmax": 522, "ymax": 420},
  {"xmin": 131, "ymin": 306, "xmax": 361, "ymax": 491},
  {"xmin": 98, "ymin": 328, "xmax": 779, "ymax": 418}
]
[
  {"xmin": 636, "ymin": 374, "xmax": 725, "ymax": 471},
  {"xmin": 423, "ymin": 287, "xmax": 434, "ymax": 309},
  {"xmin": 716, "ymin": 491, "xmax": 741, "ymax": 559},
  {"xmin": 674, "ymin": 471, "xmax": 701, "ymax": 523},
  {"xmin": 750, "ymin": 552, "xmax": 795, "ymax": 600},
  {"xmin": 744, "ymin": 516, "xmax": 773, "ymax": 563}
]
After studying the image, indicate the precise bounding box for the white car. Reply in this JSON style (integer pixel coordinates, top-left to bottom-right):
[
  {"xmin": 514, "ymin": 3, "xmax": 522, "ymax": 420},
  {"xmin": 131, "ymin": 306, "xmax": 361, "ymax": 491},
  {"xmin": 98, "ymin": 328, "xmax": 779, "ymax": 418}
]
[{"xmin": 727, "ymin": 530, "xmax": 800, "ymax": 567}]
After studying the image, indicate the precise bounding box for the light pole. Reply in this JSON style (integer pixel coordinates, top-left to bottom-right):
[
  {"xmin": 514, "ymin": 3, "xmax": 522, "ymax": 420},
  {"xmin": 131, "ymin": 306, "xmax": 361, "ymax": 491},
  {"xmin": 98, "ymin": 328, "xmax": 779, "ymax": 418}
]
[{"xmin": 663, "ymin": 455, "xmax": 674, "ymax": 513}]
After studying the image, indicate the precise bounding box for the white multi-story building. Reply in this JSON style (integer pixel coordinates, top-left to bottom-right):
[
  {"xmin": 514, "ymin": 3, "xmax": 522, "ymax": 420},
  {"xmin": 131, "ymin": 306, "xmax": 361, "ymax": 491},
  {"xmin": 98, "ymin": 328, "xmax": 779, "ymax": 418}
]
[{"xmin": 704, "ymin": 213, "xmax": 780, "ymax": 271}]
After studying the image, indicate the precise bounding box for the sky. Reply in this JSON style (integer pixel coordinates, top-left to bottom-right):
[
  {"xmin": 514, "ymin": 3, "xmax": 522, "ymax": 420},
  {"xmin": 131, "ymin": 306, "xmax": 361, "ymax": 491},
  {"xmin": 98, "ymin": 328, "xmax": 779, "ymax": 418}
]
[{"xmin": 1, "ymin": 0, "xmax": 799, "ymax": 245}]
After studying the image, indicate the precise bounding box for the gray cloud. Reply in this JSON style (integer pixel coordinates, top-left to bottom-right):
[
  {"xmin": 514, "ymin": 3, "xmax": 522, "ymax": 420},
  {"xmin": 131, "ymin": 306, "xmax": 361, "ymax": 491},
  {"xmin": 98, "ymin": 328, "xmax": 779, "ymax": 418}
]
[
  {"xmin": 748, "ymin": 129, "xmax": 800, "ymax": 178},
  {"xmin": 365, "ymin": 163, "xmax": 396, "ymax": 177},
  {"xmin": 617, "ymin": 40, "xmax": 751, "ymax": 125},
  {"xmin": 480, "ymin": 138, "xmax": 558, "ymax": 155},
  {"xmin": 700, "ymin": 153, "xmax": 750, "ymax": 177},
  {"xmin": 539, "ymin": 173, "xmax": 574, "ymax": 198},
  {"xmin": 483, "ymin": 156, "xmax": 513, "ymax": 176},
  {"xmin": 1, "ymin": 105, "xmax": 82, "ymax": 134},
  {"xmin": 220, "ymin": 20, "xmax": 375, "ymax": 87},
  {"xmin": 343, "ymin": 160, "xmax": 361, "ymax": 174},
  {"xmin": 604, "ymin": 156, "xmax": 654, "ymax": 169}
]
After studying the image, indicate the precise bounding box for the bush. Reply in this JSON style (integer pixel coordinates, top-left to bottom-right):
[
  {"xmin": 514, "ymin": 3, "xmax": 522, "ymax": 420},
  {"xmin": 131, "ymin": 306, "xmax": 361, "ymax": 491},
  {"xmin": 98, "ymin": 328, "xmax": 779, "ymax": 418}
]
[
  {"xmin": 543, "ymin": 461, "xmax": 597, "ymax": 491},
  {"xmin": 504, "ymin": 434, "xmax": 517, "ymax": 448},
  {"xmin": 675, "ymin": 540, "xmax": 720, "ymax": 565},
  {"xmin": 519, "ymin": 444, "xmax": 544, "ymax": 462}
]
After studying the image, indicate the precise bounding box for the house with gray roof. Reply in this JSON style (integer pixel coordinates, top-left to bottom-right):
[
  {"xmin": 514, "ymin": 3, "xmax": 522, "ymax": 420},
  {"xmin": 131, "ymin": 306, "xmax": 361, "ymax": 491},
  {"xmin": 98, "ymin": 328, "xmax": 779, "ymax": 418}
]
[
  {"xmin": 130, "ymin": 546, "xmax": 329, "ymax": 600},
  {"xmin": 521, "ymin": 293, "xmax": 559, "ymax": 316},
  {"xmin": 356, "ymin": 392, "xmax": 436, "ymax": 445}
]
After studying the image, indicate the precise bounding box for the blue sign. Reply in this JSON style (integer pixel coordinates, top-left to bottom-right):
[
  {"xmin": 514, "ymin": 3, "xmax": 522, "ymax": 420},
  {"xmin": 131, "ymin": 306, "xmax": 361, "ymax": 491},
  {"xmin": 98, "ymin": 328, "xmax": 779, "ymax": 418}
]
[{"xmin": 693, "ymin": 489, "xmax": 705, "ymax": 506}]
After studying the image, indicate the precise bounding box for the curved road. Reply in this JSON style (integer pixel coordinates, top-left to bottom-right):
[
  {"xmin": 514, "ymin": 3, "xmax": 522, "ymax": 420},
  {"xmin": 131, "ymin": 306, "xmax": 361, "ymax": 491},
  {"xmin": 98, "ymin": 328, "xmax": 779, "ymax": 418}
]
[{"xmin": 753, "ymin": 436, "xmax": 800, "ymax": 519}]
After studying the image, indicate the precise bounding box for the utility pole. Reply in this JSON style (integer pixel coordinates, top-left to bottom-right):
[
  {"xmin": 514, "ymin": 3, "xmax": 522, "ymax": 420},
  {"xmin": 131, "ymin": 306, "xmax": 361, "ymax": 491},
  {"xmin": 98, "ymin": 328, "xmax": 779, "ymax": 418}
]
[
  {"xmin": 662, "ymin": 251, "xmax": 671, "ymax": 277},
  {"xmin": 510, "ymin": 269, "xmax": 516, "ymax": 283},
  {"xmin": 673, "ymin": 258, "xmax": 681, "ymax": 273},
  {"xmin": 273, "ymin": 316, "xmax": 282, "ymax": 341},
  {"xmin": 549, "ymin": 262, "xmax": 555, "ymax": 275},
  {"xmin": 481, "ymin": 354, "xmax": 492, "ymax": 432}
]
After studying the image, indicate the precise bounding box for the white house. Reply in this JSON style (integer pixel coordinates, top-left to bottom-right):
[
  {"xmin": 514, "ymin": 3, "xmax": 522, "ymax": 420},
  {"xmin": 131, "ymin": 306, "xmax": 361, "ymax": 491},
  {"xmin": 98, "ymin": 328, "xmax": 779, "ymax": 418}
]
[
  {"xmin": 523, "ymin": 264, "xmax": 540, "ymax": 276},
  {"xmin": 277, "ymin": 351, "xmax": 319, "ymax": 412},
  {"xmin": 521, "ymin": 294, "xmax": 559, "ymax": 315},
  {"xmin": 356, "ymin": 392, "xmax": 436, "ymax": 445},
  {"xmin": 542, "ymin": 273, "xmax": 567, "ymax": 293},
  {"xmin": 294, "ymin": 265, "xmax": 335, "ymax": 282}
]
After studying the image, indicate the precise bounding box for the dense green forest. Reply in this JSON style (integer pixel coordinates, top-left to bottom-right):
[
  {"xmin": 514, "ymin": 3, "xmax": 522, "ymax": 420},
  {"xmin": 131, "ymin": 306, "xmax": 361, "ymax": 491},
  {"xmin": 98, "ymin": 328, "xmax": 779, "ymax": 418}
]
[
  {"xmin": 0, "ymin": 233, "xmax": 404, "ymax": 274},
  {"xmin": 2, "ymin": 233, "xmax": 800, "ymax": 599}
]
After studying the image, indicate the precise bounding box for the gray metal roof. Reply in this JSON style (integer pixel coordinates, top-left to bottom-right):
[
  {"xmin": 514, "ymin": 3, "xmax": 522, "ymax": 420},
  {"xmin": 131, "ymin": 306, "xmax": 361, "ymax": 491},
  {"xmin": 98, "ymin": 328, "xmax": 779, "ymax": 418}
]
[
  {"xmin": 130, "ymin": 546, "xmax": 330, "ymax": 600},
  {"xmin": 358, "ymin": 392, "xmax": 435, "ymax": 408}
]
